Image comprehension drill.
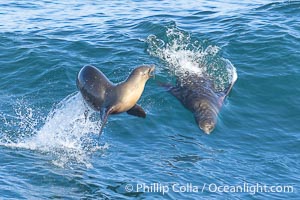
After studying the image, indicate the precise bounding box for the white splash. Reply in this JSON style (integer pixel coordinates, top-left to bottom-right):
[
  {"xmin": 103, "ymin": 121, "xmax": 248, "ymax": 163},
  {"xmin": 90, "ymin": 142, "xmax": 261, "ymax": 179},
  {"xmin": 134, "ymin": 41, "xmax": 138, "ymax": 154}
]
[
  {"xmin": 147, "ymin": 26, "xmax": 237, "ymax": 92},
  {"xmin": 0, "ymin": 93, "xmax": 108, "ymax": 168}
]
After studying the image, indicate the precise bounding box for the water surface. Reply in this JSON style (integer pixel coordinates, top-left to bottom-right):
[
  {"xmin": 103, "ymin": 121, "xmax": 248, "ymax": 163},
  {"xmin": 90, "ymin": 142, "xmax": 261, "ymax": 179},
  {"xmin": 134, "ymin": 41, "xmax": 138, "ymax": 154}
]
[{"xmin": 0, "ymin": 0, "xmax": 299, "ymax": 199}]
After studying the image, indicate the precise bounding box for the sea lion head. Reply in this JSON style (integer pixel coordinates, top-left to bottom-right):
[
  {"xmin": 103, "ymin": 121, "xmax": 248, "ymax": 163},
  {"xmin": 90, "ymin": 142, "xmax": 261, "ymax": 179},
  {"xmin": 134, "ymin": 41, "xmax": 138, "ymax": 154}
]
[
  {"xmin": 199, "ymin": 118, "xmax": 215, "ymax": 134},
  {"xmin": 129, "ymin": 65, "xmax": 155, "ymax": 81},
  {"xmin": 194, "ymin": 108, "xmax": 217, "ymax": 134}
]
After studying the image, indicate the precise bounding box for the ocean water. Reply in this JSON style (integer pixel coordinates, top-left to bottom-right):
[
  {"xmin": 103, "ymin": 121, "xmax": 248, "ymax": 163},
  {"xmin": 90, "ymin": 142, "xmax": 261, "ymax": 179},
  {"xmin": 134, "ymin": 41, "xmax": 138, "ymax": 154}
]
[{"xmin": 0, "ymin": 0, "xmax": 299, "ymax": 199}]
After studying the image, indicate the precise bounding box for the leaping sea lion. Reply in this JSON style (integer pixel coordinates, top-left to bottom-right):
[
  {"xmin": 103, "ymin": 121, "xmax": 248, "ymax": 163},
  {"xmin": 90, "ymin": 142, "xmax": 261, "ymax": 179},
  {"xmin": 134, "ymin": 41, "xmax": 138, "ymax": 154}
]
[
  {"xmin": 76, "ymin": 65, "xmax": 155, "ymax": 136},
  {"xmin": 169, "ymin": 71, "xmax": 237, "ymax": 134}
]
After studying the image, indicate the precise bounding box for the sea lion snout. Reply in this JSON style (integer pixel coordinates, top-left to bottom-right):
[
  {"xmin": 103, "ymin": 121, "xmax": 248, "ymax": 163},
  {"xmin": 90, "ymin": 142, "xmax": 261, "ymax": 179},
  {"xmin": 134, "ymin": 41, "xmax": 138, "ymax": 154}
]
[
  {"xmin": 199, "ymin": 119, "xmax": 215, "ymax": 134},
  {"xmin": 131, "ymin": 65, "xmax": 155, "ymax": 79},
  {"xmin": 148, "ymin": 65, "xmax": 155, "ymax": 78}
]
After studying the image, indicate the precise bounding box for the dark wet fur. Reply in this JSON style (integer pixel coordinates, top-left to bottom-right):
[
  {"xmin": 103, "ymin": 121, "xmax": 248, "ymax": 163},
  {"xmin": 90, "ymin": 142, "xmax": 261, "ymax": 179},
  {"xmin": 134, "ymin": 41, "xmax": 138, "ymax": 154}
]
[{"xmin": 169, "ymin": 74, "xmax": 227, "ymax": 133}]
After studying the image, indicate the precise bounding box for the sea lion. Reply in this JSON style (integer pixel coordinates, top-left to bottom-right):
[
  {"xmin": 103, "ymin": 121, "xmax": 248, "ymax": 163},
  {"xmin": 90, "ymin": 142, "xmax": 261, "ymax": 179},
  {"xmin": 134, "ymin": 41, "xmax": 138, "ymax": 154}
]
[
  {"xmin": 169, "ymin": 71, "xmax": 237, "ymax": 134},
  {"xmin": 76, "ymin": 65, "xmax": 155, "ymax": 135}
]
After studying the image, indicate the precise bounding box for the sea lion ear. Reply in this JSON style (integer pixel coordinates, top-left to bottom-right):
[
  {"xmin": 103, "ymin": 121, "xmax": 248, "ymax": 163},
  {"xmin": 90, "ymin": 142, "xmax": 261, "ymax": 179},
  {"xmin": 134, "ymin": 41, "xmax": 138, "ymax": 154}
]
[{"xmin": 127, "ymin": 104, "xmax": 146, "ymax": 118}]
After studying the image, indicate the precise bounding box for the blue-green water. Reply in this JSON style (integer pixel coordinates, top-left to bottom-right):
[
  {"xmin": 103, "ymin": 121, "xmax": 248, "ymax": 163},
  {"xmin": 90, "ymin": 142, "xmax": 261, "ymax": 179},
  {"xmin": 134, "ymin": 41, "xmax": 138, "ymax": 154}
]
[{"xmin": 0, "ymin": 0, "xmax": 299, "ymax": 199}]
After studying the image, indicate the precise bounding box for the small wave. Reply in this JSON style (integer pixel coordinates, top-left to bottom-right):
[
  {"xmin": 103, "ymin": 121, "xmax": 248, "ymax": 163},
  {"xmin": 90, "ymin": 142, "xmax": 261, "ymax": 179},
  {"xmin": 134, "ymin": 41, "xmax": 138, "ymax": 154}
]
[
  {"xmin": 255, "ymin": 1, "xmax": 300, "ymax": 12},
  {"xmin": 0, "ymin": 93, "xmax": 108, "ymax": 168},
  {"xmin": 146, "ymin": 24, "xmax": 236, "ymax": 92}
]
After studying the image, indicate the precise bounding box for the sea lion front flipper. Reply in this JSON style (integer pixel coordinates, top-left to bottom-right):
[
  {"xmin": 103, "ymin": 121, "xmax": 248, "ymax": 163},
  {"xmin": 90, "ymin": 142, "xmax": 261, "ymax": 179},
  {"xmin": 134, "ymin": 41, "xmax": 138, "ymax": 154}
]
[
  {"xmin": 127, "ymin": 104, "xmax": 146, "ymax": 118},
  {"xmin": 84, "ymin": 109, "xmax": 89, "ymax": 122},
  {"xmin": 224, "ymin": 68, "xmax": 238, "ymax": 97},
  {"xmin": 216, "ymin": 70, "xmax": 238, "ymax": 107}
]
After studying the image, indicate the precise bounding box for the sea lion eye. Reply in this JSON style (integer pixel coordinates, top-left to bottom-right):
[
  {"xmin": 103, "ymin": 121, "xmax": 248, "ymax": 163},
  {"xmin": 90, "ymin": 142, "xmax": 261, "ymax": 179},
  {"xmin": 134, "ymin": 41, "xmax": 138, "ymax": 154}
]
[{"xmin": 141, "ymin": 71, "xmax": 146, "ymax": 76}]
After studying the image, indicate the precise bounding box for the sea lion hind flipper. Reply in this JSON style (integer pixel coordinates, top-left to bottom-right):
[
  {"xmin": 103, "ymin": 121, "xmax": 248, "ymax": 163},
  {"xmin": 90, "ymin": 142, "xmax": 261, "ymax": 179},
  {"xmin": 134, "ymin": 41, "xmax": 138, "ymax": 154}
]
[
  {"xmin": 98, "ymin": 115, "xmax": 108, "ymax": 140},
  {"xmin": 98, "ymin": 107, "xmax": 114, "ymax": 139},
  {"xmin": 127, "ymin": 104, "xmax": 146, "ymax": 118},
  {"xmin": 98, "ymin": 111, "xmax": 109, "ymax": 140}
]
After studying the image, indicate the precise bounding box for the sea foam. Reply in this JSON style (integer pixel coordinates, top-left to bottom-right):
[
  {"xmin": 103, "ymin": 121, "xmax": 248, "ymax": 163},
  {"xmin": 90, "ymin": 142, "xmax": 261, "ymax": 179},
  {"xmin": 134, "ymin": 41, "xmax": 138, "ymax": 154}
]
[{"xmin": 0, "ymin": 93, "xmax": 108, "ymax": 168}]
